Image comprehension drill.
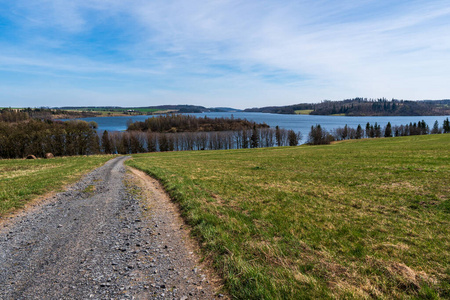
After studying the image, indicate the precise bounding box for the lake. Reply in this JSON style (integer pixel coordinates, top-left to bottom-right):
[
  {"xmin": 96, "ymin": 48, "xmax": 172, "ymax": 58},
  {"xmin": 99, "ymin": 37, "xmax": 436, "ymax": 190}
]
[{"xmin": 64, "ymin": 112, "xmax": 450, "ymax": 144}]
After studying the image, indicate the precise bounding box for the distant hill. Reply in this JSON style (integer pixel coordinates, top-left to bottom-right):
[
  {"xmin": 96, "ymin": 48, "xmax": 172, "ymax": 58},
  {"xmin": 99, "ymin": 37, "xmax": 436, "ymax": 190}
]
[{"xmin": 244, "ymin": 98, "xmax": 450, "ymax": 116}]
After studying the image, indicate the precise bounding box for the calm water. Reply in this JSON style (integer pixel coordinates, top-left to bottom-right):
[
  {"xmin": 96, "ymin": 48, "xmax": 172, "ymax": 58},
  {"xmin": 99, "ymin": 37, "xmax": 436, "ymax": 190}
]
[{"xmin": 64, "ymin": 112, "xmax": 450, "ymax": 144}]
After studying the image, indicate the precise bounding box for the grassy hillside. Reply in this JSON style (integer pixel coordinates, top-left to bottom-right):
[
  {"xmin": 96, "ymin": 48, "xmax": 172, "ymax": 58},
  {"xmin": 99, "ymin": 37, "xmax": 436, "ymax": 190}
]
[
  {"xmin": 127, "ymin": 134, "xmax": 450, "ymax": 299},
  {"xmin": 0, "ymin": 155, "xmax": 114, "ymax": 216}
]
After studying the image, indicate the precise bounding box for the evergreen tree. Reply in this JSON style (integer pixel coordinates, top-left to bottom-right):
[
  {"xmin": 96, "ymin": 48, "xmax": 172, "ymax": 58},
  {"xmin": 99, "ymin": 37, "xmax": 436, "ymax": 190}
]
[
  {"xmin": 418, "ymin": 120, "xmax": 429, "ymax": 135},
  {"xmin": 89, "ymin": 134, "xmax": 101, "ymax": 155},
  {"xmin": 374, "ymin": 123, "xmax": 382, "ymax": 138},
  {"xmin": 384, "ymin": 122, "xmax": 392, "ymax": 137},
  {"xmin": 275, "ymin": 126, "xmax": 281, "ymax": 146},
  {"xmin": 366, "ymin": 122, "xmax": 371, "ymax": 138},
  {"xmin": 369, "ymin": 125, "xmax": 375, "ymax": 138},
  {"xmin": 101, "ymin": 130, "xmax": 112, "ymax": 154},
  {"xmin": 356, "ymin": 124, "xmax": 363, "ymax": 139},
  {"xmin": 443, "ymin": 118, "xmax": 450, "ymax": 133},
  {"xmin": 120, "ymin": 133, "xmax": 130, "ymax": 154},
  {"xmin": 250, "ymin": 125, "xmax": 259, "ymax": 148},
  {"xmin": 342, "ymin": 124, "xmax": 348, "ymax": 140},
  {"xmin": 431, "ymin": 120, "xmax": 441, "ymax": 134}
]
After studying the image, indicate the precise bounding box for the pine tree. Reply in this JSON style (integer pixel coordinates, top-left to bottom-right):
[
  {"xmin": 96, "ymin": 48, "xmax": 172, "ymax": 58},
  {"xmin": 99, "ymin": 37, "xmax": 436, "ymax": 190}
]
[
  {"xmin": 275, "ymin": 126, "xmax": 281, "ymax": 146},
  {"xmin": 384, "ymin": 122, "xmax": 392, "ymax": 137},
  {"xmin": 250, "ymin": 125, "xmax": 259, "ymax": 148},
  {"xmin": 374, "ymin": 123, "xmax": 382, "ymax": 138},
  {"xmin": 366, "ymin": 122, "xmax": 371, "ymax": 138},
  {"xmin": 356, "ymin": 124, "xmax": 363, "ymax": 139},
  {"xmin": 443, "ymin": 118, "xmax": 450, "ymax": 133},
  {"xmin": 101, "ymin": 130, "xmax": 112, "ymax": 154},
  {"xmin": 369, "ymin": 125, "xmax": 375, "ymax": 138},
  {"xmin": 431, "ymin": 120, "xmax": 440, "ymax": 134},
  {"xmin": 120, "ymin": 133, "xmax": 130, "ymax": 154}
]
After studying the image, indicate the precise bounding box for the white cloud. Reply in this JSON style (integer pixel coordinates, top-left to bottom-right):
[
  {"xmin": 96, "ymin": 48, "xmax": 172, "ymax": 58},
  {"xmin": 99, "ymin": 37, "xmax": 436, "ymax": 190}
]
[{"xmin": 1, "ymin": 0, "xmax": 450, "ymax": 107}]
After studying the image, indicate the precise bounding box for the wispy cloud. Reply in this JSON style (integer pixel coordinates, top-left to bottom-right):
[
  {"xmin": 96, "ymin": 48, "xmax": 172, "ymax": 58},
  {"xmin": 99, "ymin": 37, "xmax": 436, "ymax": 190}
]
[{"xmin": 0, "ymin": 0, "xmax": 449, "ymax": 108}]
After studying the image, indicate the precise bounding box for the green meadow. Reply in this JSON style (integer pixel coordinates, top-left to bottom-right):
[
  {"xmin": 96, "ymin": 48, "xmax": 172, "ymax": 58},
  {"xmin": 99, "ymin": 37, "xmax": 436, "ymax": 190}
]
[
  {"xmin": 294, "ymin": 109, "xmax": 314, "ymax": 115},
  {"xmin": 127, "ymin": 134, "xmax": 450, "ymax": 299},
  {"xmin": 0, "ymin": 155, "xmax": 113, "ymax": 216}
]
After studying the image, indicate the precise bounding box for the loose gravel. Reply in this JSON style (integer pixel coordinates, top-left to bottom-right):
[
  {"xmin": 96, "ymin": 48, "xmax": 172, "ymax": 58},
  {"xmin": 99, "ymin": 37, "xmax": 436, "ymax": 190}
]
[{"xmin": 0, "ymin": 156, "xmax": 223, "ymax": 299}]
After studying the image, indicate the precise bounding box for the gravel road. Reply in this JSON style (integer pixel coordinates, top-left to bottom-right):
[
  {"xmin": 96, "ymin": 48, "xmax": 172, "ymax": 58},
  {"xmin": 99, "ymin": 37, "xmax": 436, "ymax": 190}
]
[{"xmin": 0, "ymin": 156, "xmax": 222, "ymax": 299}]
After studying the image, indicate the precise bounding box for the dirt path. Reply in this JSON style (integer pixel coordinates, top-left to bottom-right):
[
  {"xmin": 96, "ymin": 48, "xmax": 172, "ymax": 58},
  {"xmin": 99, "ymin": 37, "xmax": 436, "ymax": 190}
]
[{"xmin": 0, "ymin": 156, "xmax": 222, "ymax": 299}]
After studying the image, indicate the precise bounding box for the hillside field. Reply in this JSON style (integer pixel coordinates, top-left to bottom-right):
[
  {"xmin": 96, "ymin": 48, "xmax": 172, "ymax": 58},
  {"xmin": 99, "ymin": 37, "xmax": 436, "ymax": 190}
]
[
  {"xmin": 66, "ymin": 107, "xmax": 164, "ymax": 116},
  {"xmin": 127, "ymin": 134, "xmax": 450, "ymax": 299},
  {"xmin": 0, "ymin": 155, "xmax": 114, "ymax": 216}
]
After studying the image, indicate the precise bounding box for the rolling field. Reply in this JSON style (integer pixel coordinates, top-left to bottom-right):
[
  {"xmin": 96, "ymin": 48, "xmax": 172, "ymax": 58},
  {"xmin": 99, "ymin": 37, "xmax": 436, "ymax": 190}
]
[
  {"xmin": 0, "ymin": 155, "xmax": 114, "ymax": 216},
  {"xmin": 127, "ymin": 134, "xmax": 450, "ymax": 299}
]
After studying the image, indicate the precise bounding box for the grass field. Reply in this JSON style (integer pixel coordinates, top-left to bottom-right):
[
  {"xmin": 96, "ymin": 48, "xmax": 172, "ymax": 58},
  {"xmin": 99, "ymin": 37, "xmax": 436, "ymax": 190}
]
[
  {"xmin": 0, "ymin": 155, "xmax": 114, "ymax": 216},
  {"xmin": 294, "ymin": 109, "xmax": 314, "ymax": 115},
  {"xmin": 127, "ymin": 134, "xmax": 450, "ymax": 299}
]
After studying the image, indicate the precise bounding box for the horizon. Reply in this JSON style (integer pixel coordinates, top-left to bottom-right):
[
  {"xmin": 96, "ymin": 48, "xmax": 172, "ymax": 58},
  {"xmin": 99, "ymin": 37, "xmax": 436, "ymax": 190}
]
[{"xmin": 1, "ymin": 1, "xmax": 450, "ymax": 109}]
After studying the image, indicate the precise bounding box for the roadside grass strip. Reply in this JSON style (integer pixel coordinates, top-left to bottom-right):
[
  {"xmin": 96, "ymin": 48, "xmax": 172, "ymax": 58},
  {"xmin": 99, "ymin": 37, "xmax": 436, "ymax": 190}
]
[{"xmin": 0, "ymin": 155, "xmax": 114, "ymax": 215}]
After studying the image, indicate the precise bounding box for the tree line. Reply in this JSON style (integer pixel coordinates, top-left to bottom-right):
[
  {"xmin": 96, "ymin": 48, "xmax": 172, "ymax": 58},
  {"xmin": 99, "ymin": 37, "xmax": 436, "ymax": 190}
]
[
  {"xmin": 100, "ymin": 126, "xmax": 301, "ymax": 154},
  {"xmin": 308, "ymin": 118, "xmax": 450, "ymax": 145}
]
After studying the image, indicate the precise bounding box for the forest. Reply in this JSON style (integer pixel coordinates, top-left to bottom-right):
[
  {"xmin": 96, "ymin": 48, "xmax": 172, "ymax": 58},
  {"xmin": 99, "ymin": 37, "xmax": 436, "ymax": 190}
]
[{"xmin": 245, "ymin": 98, "xmax": 450, "ymax": 116}]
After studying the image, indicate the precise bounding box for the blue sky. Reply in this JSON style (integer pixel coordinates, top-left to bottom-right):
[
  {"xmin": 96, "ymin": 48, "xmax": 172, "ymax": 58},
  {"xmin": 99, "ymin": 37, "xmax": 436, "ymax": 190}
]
[{"xmin": 0, "ymin": 0, "xmax": 449, "ymax": 108}]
